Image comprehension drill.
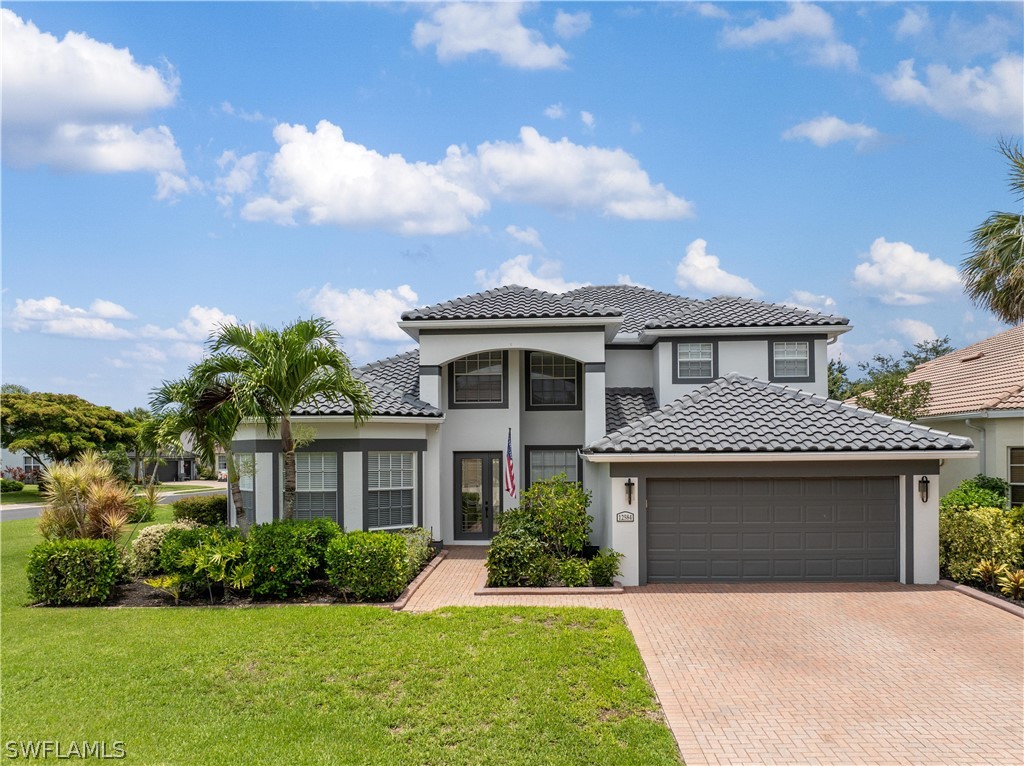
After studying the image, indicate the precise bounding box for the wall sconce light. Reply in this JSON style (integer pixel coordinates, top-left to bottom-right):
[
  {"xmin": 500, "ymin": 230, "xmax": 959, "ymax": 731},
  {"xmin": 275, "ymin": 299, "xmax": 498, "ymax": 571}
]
[
  {"xmin": 918, "ymin": 476, "xmax": 930, "ymax": 503},
  {"xmin": 625, "ymin": 478, "xmax": 635, "ymax": 506}
]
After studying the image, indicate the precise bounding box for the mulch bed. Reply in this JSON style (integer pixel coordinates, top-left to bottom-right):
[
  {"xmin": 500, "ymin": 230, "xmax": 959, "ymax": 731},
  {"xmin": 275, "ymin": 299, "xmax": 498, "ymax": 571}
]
[{"xmin": 108, "ymin": 579, "xmax": 384, "ymax": 608}]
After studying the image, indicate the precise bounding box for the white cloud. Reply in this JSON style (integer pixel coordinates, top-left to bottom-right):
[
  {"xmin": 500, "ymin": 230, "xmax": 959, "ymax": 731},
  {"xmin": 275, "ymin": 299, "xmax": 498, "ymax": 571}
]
[
  {"xmin": 894, "ymin": 7, "xmax": 929, "ymax": 39},
  {"xmin": 782, "ymin": 115, "xmax": 880, "ymax": 150},
  {"xmin": 721, "ymin": 2, "xmax": 857, "ymax": 70},
  {"xmin": 693, "ymin": 3, "xmax": 730, "ymax": 20},
  {"xmin": 544, "ymin": 103, "xmax": 566, "ymax": 119},
  {"xmin": 88, "ymin": 299, "xmax": 135, "ymax": 320},
  {"xmin": 10, "ymin": 296, "xmax": 134, "ymax": 340},
  {"xmin": 140, "ymin": 305, "xmax": 239, "ymax": 342},
  {"xmin": 616, "ymin": 274, "xmax": 651, "ymax": 288},
  {"xmin": 0, "ymin": 10, "xmax": 186, "ymax": 196},
  {"xmin": 413, "ymin": 3, "xmax": 568, "ymax": 70},
  {"xmin": 786, "ymin": 290, "xmax": 837, "ymax": 314},
  {"xmin": 891, "ymin": 318, "xmax": 938, "ymax": 345},
  {"xmin": 675, "ymin": 239, "xmax": 762, "ymax": 297},
  {"xmin": 505, "ymin": 225, "xmax": 544, "ymax": 250},
  {"xmin": 242, "ymin": 122, "xmax": 692, "ymax": 232},
  {"xmin": 852, "ymin": 237, "xmax": 961, "ymax": 305},
  {"xmin": 220, "ymin": 101, "xmax": 266, "ymax": 123},
  {"xmin": 475, "ymin": 126, "xmax": 693, "ymax": 220},
  {"xmin": 241, "ymin": 120, "xmax": 489, "ymax": 235},
  {"xmin": 214, "ymin": 150, "xmax": 264, "ymax": 207},
  {"xmin": 302, "ymin": 284, "xmax": 419, "ymax": 360},
  {"xmin": 475, "ymin": 255, "xmax": 586, "ymax": 293},
  {"xmin": 554, "ymin": 10, "xmax": 591, "ymax": 40},
  {"xmin": 878, "ymin": 55, "xmax": 1023, "ymax": 131},
  {"xmin": 580, "ymin": 111, "xmax": 595, "ymax": 129}
]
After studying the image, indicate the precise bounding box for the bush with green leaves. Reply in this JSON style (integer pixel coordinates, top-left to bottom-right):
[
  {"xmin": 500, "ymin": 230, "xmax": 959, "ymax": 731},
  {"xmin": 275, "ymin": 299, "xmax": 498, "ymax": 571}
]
[
  {"xmin": 27, "ymin": 539, "xmax": 121, "ymax": 605},
  {"xmin": 1, "ymin": 478, "xmax": 25, "ymax": 492},
  {"xmin": 939, "ymin": 506, "xmax": 1024, "ymax": 582},
  {"xmin": 127, "ymin": 497, "xmax": 156, "ymax": 524},
  {"xmin": 557, "ymin": 557, "xmax": 591, "ymax": 587},
  {"xmin": 326, "ymin": 531, "xmax": 408, "ymax": 602},
  {"xmin": 102, "ymin": 445, "xmax": 134, "ymax": 487},
  {"xmin": 172, "ymin": 495, "xmax": 228, "ymax": 525},
  {"xmin": 588, "ymin": 549, "xmax": 624, "ymax": 587},
  {"xmin": 129, "ymin": 519, "xmax": 202, "ymax": 577},
  {"xmin": 159, "ymin": 525, "xmax": 240, "ymax": 583},
  {"xmin": 940, "ymin": 479, "xmax": 1006, "ymax": 513},
  {"xmin": 517, "ymin": 474, "xmax": 594, "ymax": 556},
  {"xmin": 245, "ymin": 519, "xmax": 341, "ymax": 599},
  {"xmin": 179, "ymin": 531, "xmax": 253, "ymax": 602},
  {"xmin": 485, "ymin": 530, "xmax": 545, "ymax": 587},
  {"xmin": 969, "ymin": 474, "xmax": 1009, "ymax": 497},
  {"xmin": 398, "ymin": 527, "xmax": 433, "ymax": 581},
  {"xmin": 495, "ymin": 506, "xmax": 542, "ymax": 538}
]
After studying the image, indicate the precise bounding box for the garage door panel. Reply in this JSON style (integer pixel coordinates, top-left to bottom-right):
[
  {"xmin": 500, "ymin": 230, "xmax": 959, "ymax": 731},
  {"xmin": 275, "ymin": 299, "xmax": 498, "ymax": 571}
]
[{"xmin": 646, "ymin": 477, "xmax": 898, "ymax": 582}]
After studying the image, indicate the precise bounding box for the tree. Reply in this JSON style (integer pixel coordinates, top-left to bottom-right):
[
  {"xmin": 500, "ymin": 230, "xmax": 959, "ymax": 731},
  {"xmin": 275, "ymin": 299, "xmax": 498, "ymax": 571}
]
[
  {"xmin": 850, "ymin": 336, "xmax": 952, "ymax": 420},
  {"xmin": 827, "ymin": 358, "xmax": 854, "ymax": 401},
  {"xmin": 151, "ymin": 372, "xmax": 245, "ymax": 529},
  {"xmin": 199, "ymin": 317, "xmax": 373, "ymax": 519},
  {"xmin": 1, "ymin": 383, "xmax": 30, "ymax": 395},
  {"xmin": 123, "ymin": 406, "xmax": 153, "ymax": 482},
  {"xmin": 961, "ymin": 139, "xmax": 1024, "ymax": 324},
  {"xmin": 1, "ymin": 392, "xmax": 136, "ymax": 464}
]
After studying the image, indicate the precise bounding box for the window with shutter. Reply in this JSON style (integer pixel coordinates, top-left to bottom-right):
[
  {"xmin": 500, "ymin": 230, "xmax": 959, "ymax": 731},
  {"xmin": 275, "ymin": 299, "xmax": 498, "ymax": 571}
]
[{"xmin": 367, "ymin": 452, "xmax": 415, "ymax": 529}]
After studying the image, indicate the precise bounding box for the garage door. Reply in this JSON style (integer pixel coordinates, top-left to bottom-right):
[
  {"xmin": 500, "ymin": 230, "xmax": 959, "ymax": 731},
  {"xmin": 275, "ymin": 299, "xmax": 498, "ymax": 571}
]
[{"xmin": 646, "ymin": 477, "xmax": 899, "ymax": 582}]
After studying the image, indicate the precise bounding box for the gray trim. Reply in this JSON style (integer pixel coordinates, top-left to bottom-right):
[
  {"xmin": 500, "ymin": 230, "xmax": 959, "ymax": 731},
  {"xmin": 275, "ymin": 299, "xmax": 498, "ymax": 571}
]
[
  {"xmin": 584, "ymin": 362, "xmax": 606, "ymax": 372},
  {"xmin": 418, "ymin": 365, "xmax": 441, "ymax": 376},
  {"xmin": 523, "ymin": 444, "xmax": 583, "ymax": 488},
  {"xmin": 420, "ymin": 325, "xmax": 607, "ymax": 336},
  {"xmin": 610, "ymin": 460, "xmax": 940, "ymax": 479},
  {"xmin": 768, "ymin": 336, "xmax": 816, "ymax": 383},
  {"xmin": 362, "ymin": 448, "xmax": 421, "ymax": 531},
  {"xmin": 417, "ymin": 451, "xmax": 424, "ymax": 528},
  {"xmin": 671, "ymin": 337, "xmax": 720, "ymax": 384},
  {"xmin": 639, "ymin": 479, "xmax": 648, "ymax": 585},
  {"xmin": 525, "ymin": 351, "xmax": 583, "ymax": 411},
  {"xmin": 607, "ymin": 341, "xmax": 657, "ymax": 350},
  {"xmin": 905, "ymin": 473, "xmax": 914, "ymax": 584},
  {"xmin": 233, "ymin": 438, "xmax": 428, "ymax": 453},
  {"xmin": 447, "ymin": 351, "xmax": 509, "ymax": 410},
  {"xmin": 272, "ymin": 452, "xmax": 280, "ymax": 521},
  {"xmin": 453, "ymin": 451, "xmax": 503, "ymax": 540}
]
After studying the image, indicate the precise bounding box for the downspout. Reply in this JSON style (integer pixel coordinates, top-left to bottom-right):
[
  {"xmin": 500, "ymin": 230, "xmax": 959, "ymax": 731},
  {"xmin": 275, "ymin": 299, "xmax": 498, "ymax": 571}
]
[{"xmin": 963, "ymin": 418, "xmax": 987, "ymax": 475}]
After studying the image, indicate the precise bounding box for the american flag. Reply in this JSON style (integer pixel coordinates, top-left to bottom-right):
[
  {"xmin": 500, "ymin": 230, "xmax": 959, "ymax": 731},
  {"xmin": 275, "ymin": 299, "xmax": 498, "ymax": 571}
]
[{"xmin": 504, "ymin": 427, "xmax": 516, "ymax": 498}]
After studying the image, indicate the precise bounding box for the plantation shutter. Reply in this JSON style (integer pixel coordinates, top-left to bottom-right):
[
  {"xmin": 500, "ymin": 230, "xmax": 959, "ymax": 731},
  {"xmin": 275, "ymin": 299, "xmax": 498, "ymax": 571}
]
[
  {"xmin": 295, "ymin": 452, "xmax": 338, "ymax": 521},
  {"xmin": 367, "ymin": 452, "xmax": 415, "ymax": 529}
]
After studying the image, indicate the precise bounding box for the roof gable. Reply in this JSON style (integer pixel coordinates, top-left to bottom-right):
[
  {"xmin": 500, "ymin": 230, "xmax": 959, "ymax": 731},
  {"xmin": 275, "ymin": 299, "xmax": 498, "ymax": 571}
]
[{"xmin": 586, "ymin": 374, "xmax": 972, "ymax": 454}]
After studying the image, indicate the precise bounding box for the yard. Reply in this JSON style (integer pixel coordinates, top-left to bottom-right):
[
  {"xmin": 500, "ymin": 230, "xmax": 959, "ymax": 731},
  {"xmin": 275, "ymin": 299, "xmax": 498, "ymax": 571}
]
[
  {"xmin": 0, "ymin": 484, "xmax": 41, "ymax": 505},
  {"xmin": 0, "ymin": 511, "xmax": 680, "ymax": 765}
]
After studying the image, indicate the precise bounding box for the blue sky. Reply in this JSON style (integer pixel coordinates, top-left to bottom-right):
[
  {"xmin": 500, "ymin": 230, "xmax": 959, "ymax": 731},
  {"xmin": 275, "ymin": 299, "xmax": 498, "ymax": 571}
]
[{"xmin": 2, "ymin": 2, "xmax": 1022, "ymax": 410}]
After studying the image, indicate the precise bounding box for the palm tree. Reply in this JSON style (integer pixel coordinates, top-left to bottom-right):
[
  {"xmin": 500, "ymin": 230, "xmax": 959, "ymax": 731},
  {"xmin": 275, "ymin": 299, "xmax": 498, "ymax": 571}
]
[
  {"xmin": 151, "ymin": 372, "xmax": 246, "ymax": 529},
  {"xmin": 199, "ymin": 317, "xmax": 372, "ymax": 520},
  {"xmin": 961, "ymin": 139, "xmax": 1024, "ymax": 325}
]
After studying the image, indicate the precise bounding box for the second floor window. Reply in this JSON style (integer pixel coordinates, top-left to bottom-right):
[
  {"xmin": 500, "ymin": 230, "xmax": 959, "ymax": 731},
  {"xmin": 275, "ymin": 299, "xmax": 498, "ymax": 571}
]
[
  {"xmin": 528, "ymin": 352, "xmax": 580, "ymax": 407},
  {"xmin": 452, "ymin": 352, "xmax": 505, "ymax": 405},
  {"xmin": 773, "ymin": 341, "xmax": 810, "ymax": 378},
  {"xmin": 676, "ymin": 342, "xmax": 714, "ymax": 380}
]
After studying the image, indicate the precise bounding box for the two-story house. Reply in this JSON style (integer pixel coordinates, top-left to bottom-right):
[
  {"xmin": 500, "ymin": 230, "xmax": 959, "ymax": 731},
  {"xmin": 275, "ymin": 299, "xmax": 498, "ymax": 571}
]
[{"xmin": 230, "ymin": 284, "xmax": 975, "ymax": 586}]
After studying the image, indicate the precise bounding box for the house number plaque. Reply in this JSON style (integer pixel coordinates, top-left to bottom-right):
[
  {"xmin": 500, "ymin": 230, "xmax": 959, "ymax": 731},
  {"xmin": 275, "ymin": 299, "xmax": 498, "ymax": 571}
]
[{"xmin": 615, "ymin": 511, "xmax": 635, "ymax": 523}]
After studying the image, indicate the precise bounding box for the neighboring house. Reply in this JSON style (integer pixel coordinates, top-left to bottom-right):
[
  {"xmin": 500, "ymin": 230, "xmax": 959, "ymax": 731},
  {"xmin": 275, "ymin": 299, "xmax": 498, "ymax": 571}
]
[
  {"xmin": 0, "ymin": 447, "xmax": 47, "ymax": 479},
  {"xmin": 903, "ymin": 324, "xmax": 1024, "ymax": 503},
  {"xmin": 231, "ymin": 284, "xmax": 976, "ymax": 586}
]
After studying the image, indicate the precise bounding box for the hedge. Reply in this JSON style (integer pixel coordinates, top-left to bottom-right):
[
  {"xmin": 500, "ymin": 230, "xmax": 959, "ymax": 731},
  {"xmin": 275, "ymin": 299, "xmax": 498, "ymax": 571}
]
[
  {"xmin": 27, "ymin": 539, "xmax": 121, "ymax": 605},
  {"xmin": 172, "ymin": 495, "xmax": 228, "ymax": 525},
  {"xmin": 326, "ymin": 531, "xmax": 408, "ymax": 602}
]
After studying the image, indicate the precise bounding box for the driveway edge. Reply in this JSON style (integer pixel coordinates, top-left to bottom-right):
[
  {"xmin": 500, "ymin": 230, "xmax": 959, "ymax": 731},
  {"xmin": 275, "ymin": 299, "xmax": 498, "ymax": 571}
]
[{"xmin": 938, "ymin": 579, "xmax": 1024, "ymax": 618}]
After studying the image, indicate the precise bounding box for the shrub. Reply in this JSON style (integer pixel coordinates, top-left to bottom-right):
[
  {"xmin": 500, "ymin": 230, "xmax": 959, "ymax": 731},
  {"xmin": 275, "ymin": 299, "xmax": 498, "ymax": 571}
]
[
  {"xmin": 485, "ymin": 531, "xmax": 544, "ymax": 587},
  {"xmin": 557, "ymin": 557, "xmax": 591, "ymax": 587},
  {"xmin": 495, "ymin": 507, "xmax": 542, "ymax": 539},
  {"xmin": 130, "ymin": 520, "xmax": 202, "ymax": 577},
  {"xmin": 969, "ymin": 474, "xmax": 1010, "ymax": 497},
  {"xmin": 245, "ymin": 521, "xmax": 335, "ymax": 598},
  {"xmin": 159, "ymin": 525, "xmax": 239, "ymax": 583},
  {"xmin": 1, "ymin": 478, "xmax": 25, "ymax": 493},
  {"xmin": 27, "ymin": 539, "xmax": 120, "ymax": 605},
  {"xmin": 127, "ymin": 497, "xmax": 156, "ymax": 523},
  {"xmin": 38, "ymin": 452, "xmax": 134, "ymax": 540},
  {"xmin": 398, "ymin": 527, "xmax": 432, "ymax": 581},
  {"xmin": 517, "ymin": 474, "xmax": 593, "ymax": 556},
  {"xmin": 997, "ymin": 569, "xmax": 1024, "ymax": 601},
  {"xmin": 293, "ymin": 517, "xmax": 342, "ymax": 574},
  {"xmin": 179, "ymin": 531, "xmax": 252, "ymax": 602},
  {"xmin": 939, "ymin": 506, "xmax": 1024, "ymax": 582},
  {"xmin": 528, "ymin": 553, "xmax": 557, "ymax": 587},
  {"xmin": 102, "ymin": 445, "xmax": 134, "ymax": 487},
  {"xmin": 172, "ymin": 495, "xmax": 228, "ymax": 526},
  {"xmin": 2, "ymin": 467, "xmax": 28, "ymax": 482},
  {"xmin": 326, "ymin": 531, "xmax": 408, "ymax": 602},
  {"xmin": 940, "ymin": 481, "xmax": 1006, "ymax": 513},
  {"xmin": 589, "ymin": 549, "xmax": 625, "ymax": 587}
]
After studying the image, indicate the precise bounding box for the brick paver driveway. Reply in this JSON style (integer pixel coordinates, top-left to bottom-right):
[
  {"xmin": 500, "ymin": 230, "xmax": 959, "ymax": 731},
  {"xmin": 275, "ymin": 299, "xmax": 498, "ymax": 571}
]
[{"xmin": 405, "ymin": 547, "xmax": 1024, "ymax": 765}]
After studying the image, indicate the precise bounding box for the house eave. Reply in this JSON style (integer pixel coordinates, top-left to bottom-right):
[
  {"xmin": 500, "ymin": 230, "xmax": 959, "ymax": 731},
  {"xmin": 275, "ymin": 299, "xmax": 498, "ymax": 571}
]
[
  {"xmin": 580, "ymin": 449, "xmax": 978, "ymax": 463},
  {"xmin": 643, "ymin": 325, "xmax": 852, "ymax": 339},
  {"xmin": 917, "ymin": 409, "xmax": 1024, "ymax": 422},
  {"xmin": 400, "ymin": 315, "xmax": 623, "ymax": 341}
]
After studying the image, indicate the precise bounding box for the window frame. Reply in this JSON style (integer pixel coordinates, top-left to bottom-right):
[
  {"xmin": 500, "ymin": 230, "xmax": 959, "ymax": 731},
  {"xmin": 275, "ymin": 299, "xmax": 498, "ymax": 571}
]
[
  {"xmin": 524, "ymin": 445, "xmax": 583, "ymax": 489},
  {"xmin": 293, "ymin": 451, "xmax": 339, "ymax": 522},
  {"xmin": 525, "ymin": 351, "xmax": 583, "ymax": 411},
  {"xmin": 1010, "ymin": 447, "xmax": 1024, "ymax": 507},
  {"xmin": 671, "ymin": 338, "xmax": 719, "ymax": 384},
  {"xmin": 364, "ymin": 450, "xmax": 418, "ymax": 531},
  {"xmin": 768, "ymin": 337, "xmax": 815, "ymax": 383},
  {"xmin": 447, "ymin": 351, "xmax": 509, "ymax": 409}
]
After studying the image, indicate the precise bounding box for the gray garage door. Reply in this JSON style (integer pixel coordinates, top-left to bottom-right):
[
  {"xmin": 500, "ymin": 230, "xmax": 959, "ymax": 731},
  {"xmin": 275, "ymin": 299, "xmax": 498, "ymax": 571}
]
[{"xmin": 646, "ymin": 477, "xmax": 899, "ymax": 582}]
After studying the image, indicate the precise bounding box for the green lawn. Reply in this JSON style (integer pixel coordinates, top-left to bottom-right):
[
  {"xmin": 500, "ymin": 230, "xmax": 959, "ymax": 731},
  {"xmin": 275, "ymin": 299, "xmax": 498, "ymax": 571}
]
[
  {"xmin": 0, "ymin": 485, "xmax": 41, "ymax": 505},
  {"xmin": 0, "ymin": 515, "xmax": 680, "ymax": 765}
]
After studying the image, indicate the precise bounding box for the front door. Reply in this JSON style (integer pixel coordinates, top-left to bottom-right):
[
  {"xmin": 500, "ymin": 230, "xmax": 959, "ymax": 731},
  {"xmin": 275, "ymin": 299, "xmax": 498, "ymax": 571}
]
[{"xmin": 455, "ymin": 452, "xmax": 502, "ymax": 540}]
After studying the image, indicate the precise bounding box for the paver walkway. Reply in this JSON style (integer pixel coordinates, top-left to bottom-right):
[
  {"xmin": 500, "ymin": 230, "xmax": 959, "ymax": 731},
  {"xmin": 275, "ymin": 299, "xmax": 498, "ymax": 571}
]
[{"xmin": 404, "ymin": 546, "xmax": 1024, "ymax": 765}]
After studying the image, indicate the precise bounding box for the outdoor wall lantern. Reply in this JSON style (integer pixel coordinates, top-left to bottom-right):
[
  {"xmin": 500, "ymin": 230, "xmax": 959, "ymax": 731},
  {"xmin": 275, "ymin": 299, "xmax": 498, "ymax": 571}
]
[
  {"xmin": 918, "ymin": 476, "xmax": 930, "ymax": 503},
  {"xmin": 625, "ymin": 478, "xmax": 635, "ymax": 505}
]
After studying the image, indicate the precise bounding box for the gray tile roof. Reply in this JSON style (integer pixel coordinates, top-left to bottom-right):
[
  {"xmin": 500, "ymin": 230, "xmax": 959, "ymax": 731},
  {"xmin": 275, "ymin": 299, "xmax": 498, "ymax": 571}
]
[
  {"xmin": 562, "ymin": 285, "xmax": 697, "ymax": 335},
  {"xmin": 295, "ymin": 353, "xmax": 442, "ymax": 418},
  {"xmin": 586, "ymin": 374, "xmax": 972, "ymax": 454},
  {"xmin": 606, "ymin": 387, "xmax": 659, "ymax": 432},
  {"xmin": 357, "ymin": 350, "xmax": 420, "ymax": 398},
  {"xmin": 646, "ymin": 296, "xmax": 849, "ymax": 330},
  {"xmin": 402, "ymin": 284, "xmax": 621, "ymax": 322}
]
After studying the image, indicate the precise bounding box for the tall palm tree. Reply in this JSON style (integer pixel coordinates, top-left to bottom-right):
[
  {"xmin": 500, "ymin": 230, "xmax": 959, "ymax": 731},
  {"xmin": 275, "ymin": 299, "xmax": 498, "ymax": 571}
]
[
  {"xmin": 151, "ymin": 372, "xmax": 246, "ymax": 529},
  {"xmin": 961, "ymin": 139, "xmax": 1024, "ymax": 325},
  {"xmin": 199, "ymin": 317, "xmax": 372, "ymax": 520}
]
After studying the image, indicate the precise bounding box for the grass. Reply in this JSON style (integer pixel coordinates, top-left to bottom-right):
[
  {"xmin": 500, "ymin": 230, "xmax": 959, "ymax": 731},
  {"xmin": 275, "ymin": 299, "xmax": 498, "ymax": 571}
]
[
  {"xmin": 0, "ymin": 485, "xmax": 41, "ymax": 505},
  {"xmin": 0, "ymin": 514, "xmax": 680, "ymax": 765}
]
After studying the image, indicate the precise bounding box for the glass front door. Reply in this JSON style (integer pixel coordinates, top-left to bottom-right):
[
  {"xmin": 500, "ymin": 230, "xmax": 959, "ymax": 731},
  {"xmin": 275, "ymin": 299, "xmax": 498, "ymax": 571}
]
[{"xmin": 455, "ymin": 452, "xmax": 502, "ymax": 540}]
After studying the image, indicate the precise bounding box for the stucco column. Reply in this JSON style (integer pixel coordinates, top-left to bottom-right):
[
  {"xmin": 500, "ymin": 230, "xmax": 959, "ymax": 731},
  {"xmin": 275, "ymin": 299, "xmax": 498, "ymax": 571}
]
[
  {"xmin": 584, "ymin": 365, "xmax": 606, "ymax": 445},
  {"xmin": 912, "ymin": 473, "xmax": 940, "ymax": 584},
  {"xmin": 419, "ymin": 366, "xmax": 441, "ymax": 409},
  {"xmin": 610, "ymin": 476, "xmax": 640, "ymax": 586}
]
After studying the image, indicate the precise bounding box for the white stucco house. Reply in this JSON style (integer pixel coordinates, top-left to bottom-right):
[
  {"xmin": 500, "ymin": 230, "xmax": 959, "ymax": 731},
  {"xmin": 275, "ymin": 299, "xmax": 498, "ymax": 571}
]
[{"xmin": 231, "ymin": 284, "xmax": 976, "ymax": 586}]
